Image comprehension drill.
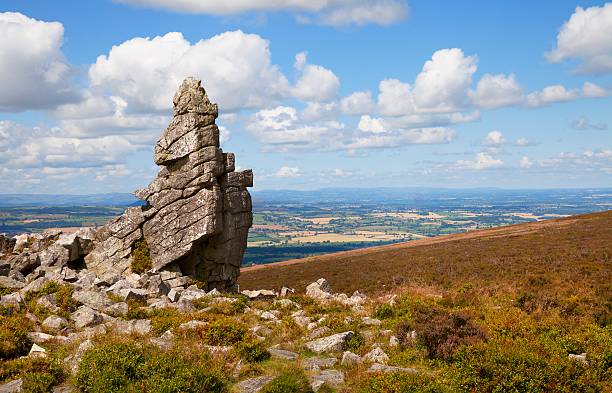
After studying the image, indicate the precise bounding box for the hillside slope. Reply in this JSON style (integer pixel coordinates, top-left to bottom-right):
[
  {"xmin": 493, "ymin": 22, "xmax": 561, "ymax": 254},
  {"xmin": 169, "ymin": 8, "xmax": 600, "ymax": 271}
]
[{"xmin": 240, "ymin": 210, "xmax": 612, "ymax": 299}]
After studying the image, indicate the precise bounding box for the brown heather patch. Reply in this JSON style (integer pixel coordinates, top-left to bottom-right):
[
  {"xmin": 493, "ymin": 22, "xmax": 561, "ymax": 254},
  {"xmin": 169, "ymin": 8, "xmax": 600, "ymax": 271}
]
[{"xmin": 240, "ymin": 211, "xmax": 612, "ymax": 324}]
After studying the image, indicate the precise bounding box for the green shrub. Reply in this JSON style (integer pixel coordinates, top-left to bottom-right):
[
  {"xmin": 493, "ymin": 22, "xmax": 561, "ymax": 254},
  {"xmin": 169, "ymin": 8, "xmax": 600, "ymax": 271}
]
[
  {"xmin": 346, "ymin": 332, "xmax": 365, "ymax": 352},
  {"xmin": 24, "ymin": 281, "xmax": 60, "ymax": 302},
  {"xmin": 149, "ymin": 308, "xmax": 191, "ymax": 335},
  {"xmin": 361, "ymin": 372, "xmax": 450, "ymax": 393},
  {"xmin": 0, "ymin": 356, "xmax": 64, "ymax": 391},
  {"xmin": 236, "ymin": 339, "xmax": 271, "ymax": 363},
  {"xmin": 24, "ymin": 281, "xmax": 78, "ymax": 318},
  {"xmin": 202, "ymin": 319, "xmax": 247, "ymax": 346},
  {"xmin": 260, "ymin": 369, "xmax": 313, "ymax": 393},
  {"xmin": 453, "ymin": 340, "xmax": 603, "ymax": 393},
  {"xmin": 0, "ymin": 285, "xmax": 13, "ymax": 297},
  {"xmin": 75, "ymin": 341, "xmax": 227, "ymax": 393},
  {"xmin": 0, "ymin": 314, "xmax": 33, "ymax": 359},
  {"xmin": 131, "ymin": 239, "xmax": 152, "ymax": 274},
  {"xmin": 373, "ymin": 304, "xmax": 395, "ymax": 320}
]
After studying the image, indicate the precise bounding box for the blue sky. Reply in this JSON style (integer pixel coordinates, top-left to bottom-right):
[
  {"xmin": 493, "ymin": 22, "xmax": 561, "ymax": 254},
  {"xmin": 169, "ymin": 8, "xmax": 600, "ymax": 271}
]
[{"xmin": 0, "ymin": 0, "xmax": 611, "ymax": 193}]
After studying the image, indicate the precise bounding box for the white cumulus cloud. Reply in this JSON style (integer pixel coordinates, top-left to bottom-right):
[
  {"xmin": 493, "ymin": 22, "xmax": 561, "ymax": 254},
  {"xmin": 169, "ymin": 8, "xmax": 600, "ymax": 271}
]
[
  {"xmin": 275, "ymin": 166, "xmax": 300, "ymax": 178},
  {"xmin": 519, "ymin": 156, "xmax": 533, "ymax": 169},
  {"xmin": 547, "ymin": 3, "xmax": 612, "ymax": 74},
  {"xmin": 482, "ymin": 130, "xmax": 506, "ymax": 146},
  {"xmin": 0, "ymin": 12, "xmax": 77, "ymax": 111},
  {"xmin": 291, "ymin": 52, "xmax": 340, "ymax": 102},
  {"xmin": 470, "ymin": 73, "xmax": 524, "ymax": 108},
  {"xmin": 456, "ymin": 152, "xmax": 504, "ymax": 170},
  {"xmin": 89, "ymin": 30, "xmax": 290, "ymax": 113},
  {"xmin": 115, "ymin": 0, "xmax": 409, "ymax": 27},
  {"xmin": 340, "ymin": 91, "xmax": 375, "ymax": 115}
]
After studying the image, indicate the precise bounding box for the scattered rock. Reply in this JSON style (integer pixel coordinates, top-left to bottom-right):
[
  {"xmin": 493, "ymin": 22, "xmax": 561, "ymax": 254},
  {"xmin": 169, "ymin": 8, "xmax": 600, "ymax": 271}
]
[
  {"xmin": 308, "ymin": 326, "xmax": 331, "ymax": 340},
  {"xmin": 306, "ymin": 278, "xmax": 334, "ymax": 300},
  {"xmin": 0, "ymin": 276, "xmax": 25, "ymax": 290},
  {"xmin": 367, "ymin": 363, "xmax": 418, "ymax": 374},
  {"xmin": 341, "ymin": 351, "xmax": 362, "ymax": 366},
  {"xmin": 29, "ymin": 343, "xmax": 47, "ymax": 358},
  {"xmin": 302, "ymin": 356, "xmax": 337, "ymax": 371},
  {"xmin": 65, "ymin": 339, "xmax": 94, "ymax": 374},
  {"xmin": 0, "ymin": 378, "xmax": 23, "ymax": 393},
  {"xmin": 42, "ymin": 315, "xmax": 68, "ymax": 330},
  {"xmin": 310, "ymin": 369, "xmax": 345, "ymax": 391},
  {"xmin": 569, "ymin": 353, "xmax": 588, "ymax": 365},
  {"xmin": 363, "ymin": 347, "xmax": 390, "ymax": 364},
  {"xmin": 150, "ymin": 330, "xmax": 175, "ymax": 350},
  {"xmin": 179, "ymin": 320, "xmax": 208, "ymax": 330},
  {"xmin": 305, "ymin": 331, "xmax": 354, "ymax": 353},
  {"xmin": 268, "ymin": 348, "xmax": 299, "ymax": 360},
  {"xmin": 242, "ymin": 289, "xmax": 277, "ymax": 300},
  {"xmin": 71, "ymin": 306, "xmax": 103, "ymax": 329},
  {"xmin": 27, "ymin": 331, "xmax": 55, "ymax": 344},
  {"xmin": 362, "ymin": 317, "xmax": 382, "ymax": 326},
  {"xmin": 234, "ymin": 375, "xmax": 275, "ymax": 393}
]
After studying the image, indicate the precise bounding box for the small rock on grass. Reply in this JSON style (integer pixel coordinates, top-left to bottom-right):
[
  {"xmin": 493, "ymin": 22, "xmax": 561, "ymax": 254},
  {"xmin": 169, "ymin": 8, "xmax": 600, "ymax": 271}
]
[
  {"xmin": 268, "ymin": 348, "xmax": 298, "ymax": 360},
  {"xmin": 367, "ymin": 363, "xmax": 418, "ymax": 374},
  {"xmin": 234, "ymin": 375, "xmax": 275, "ymax": 393},
  {"xmin": 305, "ymin": 331, "xmax": 354, "ymax": 354}
]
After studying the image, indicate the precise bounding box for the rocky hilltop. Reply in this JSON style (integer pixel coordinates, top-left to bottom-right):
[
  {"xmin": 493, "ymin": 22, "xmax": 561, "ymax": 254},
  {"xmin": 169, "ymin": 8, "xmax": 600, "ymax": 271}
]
[{"xmin": 1, "ymin": 77, "xmax": 252, "ymax": 293}]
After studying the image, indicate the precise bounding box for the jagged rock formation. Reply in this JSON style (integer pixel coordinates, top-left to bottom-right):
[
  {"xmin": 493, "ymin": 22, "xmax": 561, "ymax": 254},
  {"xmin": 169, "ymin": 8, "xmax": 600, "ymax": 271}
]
[{"xmin": 84, "ymin": 77, "xmax": 253, "ymax": 291}]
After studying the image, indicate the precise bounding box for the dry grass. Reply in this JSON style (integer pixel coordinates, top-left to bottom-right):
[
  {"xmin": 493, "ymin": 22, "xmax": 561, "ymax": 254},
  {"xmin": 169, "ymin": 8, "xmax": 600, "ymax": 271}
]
[{"xmin": 240, "ymin": 211, "xmax": 612, "ymax": 321}]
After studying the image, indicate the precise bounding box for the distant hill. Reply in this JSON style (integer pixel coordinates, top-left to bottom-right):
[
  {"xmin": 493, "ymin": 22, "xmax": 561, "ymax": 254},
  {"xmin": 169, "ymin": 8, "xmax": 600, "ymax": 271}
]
[
  {"xmin": 239, "ymin": 210, "xmax": 612, "ymax": 301},
  {"xmin": 0, "ymin": 193, "xmax": 140, "ymax": 207}
]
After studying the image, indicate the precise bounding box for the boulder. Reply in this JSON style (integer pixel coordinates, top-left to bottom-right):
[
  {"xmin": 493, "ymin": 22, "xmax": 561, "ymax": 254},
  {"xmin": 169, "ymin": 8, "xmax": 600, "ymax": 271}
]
[
  {"xmin": 0, "ymin": 378, "xmax": 23, "ymax": 393},
  {"xmin": 234, "ymin": 376, "xmax": 275, "ymax": 393},
  {"xmin": 268, "ymin": 348, "xmax": 298, "ymax": 360},
  {"xmin": 305, "ymin": 331, "xmax": 354, "ymax": 353},
  {"xmin": 310, "ymin": 369, "xmax": 344, "ymax": 391},
  {"xmin": 363, "ymin": 347, "xmax": 390, "ymax": 364},
  {"xmin": 367, "ymin": 363, "xmax": 418, "ymax": 374},
  {"xmin": 306, "ymin": 278, "xmax": 334, "ymax": 300},
  {"xmin": 42, "ymin": 315, "xmax": 68, "ymax": 330},
  {"xmin": 302, "ymin": 356, "xmax": 337, "ymax": 371},
  {"xmin": 341, "ymin": 351, "xmax": 362, "ymax": 366},
  {"xmin": 71, "ymin": 306, "xmax": 103, "ymax": 329},
  {"xmin": 84, "ymin": 78, "xmax": 253, "ymax": 292}
]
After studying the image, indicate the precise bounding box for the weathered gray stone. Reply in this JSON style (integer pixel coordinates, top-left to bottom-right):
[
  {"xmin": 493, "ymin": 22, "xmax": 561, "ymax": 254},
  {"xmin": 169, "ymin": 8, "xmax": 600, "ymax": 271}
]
[
  {"xmin": 341, "ymin": 351, "xmax": 362, "ymax": 366},
  {"xmin": 0, "ymin": 378, "xmax": 23, "ymax": 393},
  {"xmin": 29, "ymin": 343, "xmax": 47, "ymax": 358},
  {"xmin": 569, "ymin": 353, "xmax": 588, "ymax": 365},
  {"xmin": 27, "ymin": 332, "xmax": 55, "ymax": 344},
  {"xmin": 242, "ymin": 289, "xmax": 277, "ymax": 300},
  {"xmin": 71, "ymin": 306, "xmax": 103, "ymax": 329},
  {"xmin": 77, "ymin": 79, "xmax": 251, "ymax": 292},
  {"xmin": 72, "ymin": 290, "xmax": 113, "ymax": 311},
  {"xmin": 0, "ymin": 276, "xmax": 25, "ymax": 290},
  {"xmin": 363, "ymin": 347, "xmax": 390, "ymax": 364},
  {"xmin": 367, "ymin": 363, "xmax": 418, "ymax": 374},
  {"xmin": 306, "ymin": 278, "xmax": 334, "ymax": 300},
  {"xmin": 310, "ymin": 369, "xmax": 344, "ymax": 391},
  {"xmin": 302, "ymin": 356, "xmax": 337, "ymax": 371},
  {"xmin": 113, "ymin": 319, "xmax": 151, "ymax": 335},
  {"xmin": 42, "ymin": 315, "xmax": 68, "ymax": 330},
  {"xmin": 305, "ymin": 331, "xmax": 354, "ymax": 353},
  {"xmin": 121, "ymin": 288, "xmax": 148, "ymax": 303},
  {"xmin": 234, "ymin": 376, "xmax": 275, "ymax": 393},
  {"xmin": 268, "ymin": 348, "xmax": 298, "ymax": 360}
]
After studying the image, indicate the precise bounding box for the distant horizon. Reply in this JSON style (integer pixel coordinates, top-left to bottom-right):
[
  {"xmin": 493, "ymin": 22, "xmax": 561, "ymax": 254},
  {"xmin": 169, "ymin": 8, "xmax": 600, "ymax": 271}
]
[
  {"xmin": 1, "ymin": 185, "xmax": 612, "ymax": 197},
  {"xmin": 1, "ymin": 2, "xmax": 611, "ymax": 193}
]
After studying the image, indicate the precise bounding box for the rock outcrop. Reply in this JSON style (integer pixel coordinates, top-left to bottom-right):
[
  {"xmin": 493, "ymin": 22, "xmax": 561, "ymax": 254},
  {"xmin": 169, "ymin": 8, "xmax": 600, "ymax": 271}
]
[{"xmin": 84, "ymin": 78, "xmax": 253, "ymax": 291}]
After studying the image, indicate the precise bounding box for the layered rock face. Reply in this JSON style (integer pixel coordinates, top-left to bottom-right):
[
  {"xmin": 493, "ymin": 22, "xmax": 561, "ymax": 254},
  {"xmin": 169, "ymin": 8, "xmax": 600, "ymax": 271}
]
[{"xmin": 84, "ymin": 78, "xmax": 253, "ymax": 291}]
